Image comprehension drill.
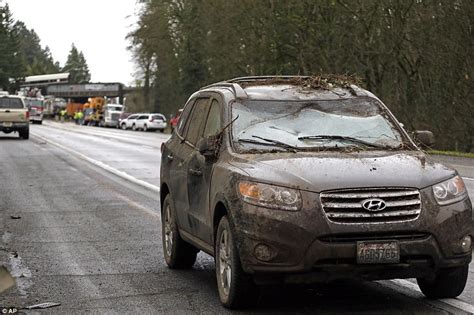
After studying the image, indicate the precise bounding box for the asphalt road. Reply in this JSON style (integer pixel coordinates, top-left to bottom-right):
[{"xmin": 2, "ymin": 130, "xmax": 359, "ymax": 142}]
[{"xmin": 0, "ymin": 121, "xmax": 473, "ymax": 314}]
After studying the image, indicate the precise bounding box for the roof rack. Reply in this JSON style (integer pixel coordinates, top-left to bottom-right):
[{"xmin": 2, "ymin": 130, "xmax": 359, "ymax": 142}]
[
  {"xmin": 348, "ymin": 84, "xmax": 368, "ymax": 97},
  {"xmin": 200, "ymin": 82, "xmax": 248, "ymax": 99},
  {"xmin": 228, "ymin": 76, "xmax": 309, "ymax": 83}
]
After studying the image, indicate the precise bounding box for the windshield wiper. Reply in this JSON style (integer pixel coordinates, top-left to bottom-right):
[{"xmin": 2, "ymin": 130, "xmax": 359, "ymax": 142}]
[
  {"xmin": 237, "ymin": 135, "xmax": 298, "ymax": 152},
  {"xmin": 297, "ymin": 135, "xmax": 386, "ymax": 149}
]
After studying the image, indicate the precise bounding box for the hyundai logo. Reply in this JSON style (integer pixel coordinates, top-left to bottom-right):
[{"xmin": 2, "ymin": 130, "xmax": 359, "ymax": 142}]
[{"xmin": 361, "ymin": 198, "xmax": 386, "ymax": 211}]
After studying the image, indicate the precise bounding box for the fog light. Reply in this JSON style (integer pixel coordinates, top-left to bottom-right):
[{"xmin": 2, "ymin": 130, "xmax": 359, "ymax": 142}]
[
  {"xmin": 461, "ymin": 236, "xmax": 472, "ymax": 253},
  {"xmin": 254, "ymin": 244, "xmax": 274, "ymax": 262}
]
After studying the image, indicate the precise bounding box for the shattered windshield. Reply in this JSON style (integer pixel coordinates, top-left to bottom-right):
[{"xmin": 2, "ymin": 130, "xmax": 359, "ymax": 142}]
[{"xmin": 232, "ymin": 98, "xmax": 406, "ymax": 152}]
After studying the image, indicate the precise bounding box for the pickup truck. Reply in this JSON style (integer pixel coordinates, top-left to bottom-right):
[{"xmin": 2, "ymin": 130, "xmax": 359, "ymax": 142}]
[{"xmin": 0, "ymin": 94, "xmax": 30, "ymax": 139}]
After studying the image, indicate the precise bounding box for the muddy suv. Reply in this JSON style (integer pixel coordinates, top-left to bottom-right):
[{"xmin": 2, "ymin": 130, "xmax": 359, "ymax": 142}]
[
  {"xmin": 0, "ymin": 94, "xmax": 30, "ymax": 139},
  {"xmin": 160, "ymin": 76, "xmax": 472, "ymax": 308}
]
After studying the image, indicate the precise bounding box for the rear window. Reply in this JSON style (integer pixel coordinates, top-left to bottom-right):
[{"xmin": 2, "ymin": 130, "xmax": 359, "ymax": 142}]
[
  {"xmin": 0, "ymin": 98, "xmax": 24, "ymax": 109},
  {"xmin": 153, "ymin": 115, "xmax": 166, "ymax": 121}
]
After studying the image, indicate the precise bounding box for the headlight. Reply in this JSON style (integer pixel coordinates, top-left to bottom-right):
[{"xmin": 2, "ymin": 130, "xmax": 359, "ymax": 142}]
[
  {"xmin": 238, "ymin": 181, "xmax": 302, "ymax": 211},
  {"xmin": 432, "ymin": 176, "xmax": 467, "ymax": 205}
]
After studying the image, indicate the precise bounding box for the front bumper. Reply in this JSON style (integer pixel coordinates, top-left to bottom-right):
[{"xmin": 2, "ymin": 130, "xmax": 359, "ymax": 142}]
[{"xmin": 232, "ymin": 188, "xmax": 472, "ymax": 281}]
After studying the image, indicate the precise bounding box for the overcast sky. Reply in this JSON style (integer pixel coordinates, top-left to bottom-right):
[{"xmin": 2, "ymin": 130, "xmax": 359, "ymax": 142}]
[{"xmin": 8, "ymin": 0, "xmax": 138, "ymax": 86}]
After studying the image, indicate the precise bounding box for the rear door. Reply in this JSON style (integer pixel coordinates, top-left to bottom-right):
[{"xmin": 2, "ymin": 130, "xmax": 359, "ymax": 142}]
[
  {"xmin": 136, "ymin": 115, "xmax": 148, "ymax": 129},
  {"xmin": 0, "ymin": 97, "xmax": 28, "ymax": 124}
]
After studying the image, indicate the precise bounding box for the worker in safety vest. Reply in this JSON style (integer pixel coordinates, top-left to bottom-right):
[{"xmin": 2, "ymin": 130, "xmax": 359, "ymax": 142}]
[
  {"xmin": 60, "ymin": 109, "xmax": 67, "ymax": 123},
  {"xmin": 77, "ymin": 111, "xmax": 84, "ymax": 125}
]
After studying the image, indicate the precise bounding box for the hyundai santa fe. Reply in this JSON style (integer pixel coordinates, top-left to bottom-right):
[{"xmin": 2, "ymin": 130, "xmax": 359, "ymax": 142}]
[{"xmin": 159, "ymin": 76, "xmax": 472, "ymax": 308}]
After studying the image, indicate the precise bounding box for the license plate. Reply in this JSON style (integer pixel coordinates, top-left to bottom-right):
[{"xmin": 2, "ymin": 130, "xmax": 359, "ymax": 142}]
[
  {"xmin": 357, "ymin": 241, "xmax": 400, "ymax": 264},
  {"xmin": 2, "ymin": 122, "xmax": 12, "ymax": 127}
]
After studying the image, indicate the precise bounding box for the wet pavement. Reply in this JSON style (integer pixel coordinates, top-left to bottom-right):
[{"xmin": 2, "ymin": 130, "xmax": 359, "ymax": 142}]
[{"xmin": 0, "ymin": 121, "xmax": 473, "ymax": 314}]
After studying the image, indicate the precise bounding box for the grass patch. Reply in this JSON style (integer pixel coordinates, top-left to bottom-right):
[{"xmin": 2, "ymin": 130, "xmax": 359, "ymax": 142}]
[{"xmin": 428, "ymin": 150, "xmax": 474, "ymax": 159}]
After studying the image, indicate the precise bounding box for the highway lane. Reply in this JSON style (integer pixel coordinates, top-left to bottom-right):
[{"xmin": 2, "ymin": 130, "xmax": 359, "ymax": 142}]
[{"xmin": 0, "ymin": 123, "xmax": 473, "ymax": 313}]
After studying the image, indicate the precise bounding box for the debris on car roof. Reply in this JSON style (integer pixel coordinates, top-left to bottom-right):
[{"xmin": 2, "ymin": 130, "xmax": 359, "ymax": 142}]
[{"xmin": 231, "ymin": 74, "xmax": 362, "ymax": 90}]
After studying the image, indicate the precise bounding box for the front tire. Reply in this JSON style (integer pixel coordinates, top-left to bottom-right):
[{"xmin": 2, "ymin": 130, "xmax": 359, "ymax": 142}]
[
  {"xmin": 215, "ymin": 216, "xmax": 259, "ymax": 309},
  {"xmin": 132, "ymin": 124, "xmax": 137, "ymax": 131},
  {"xmin": 417, "ymin": 265, "xmax": 468, "ymax": 298},
  {"xmin": 161, "ymin": 195, "xmax": 198, "ymax": 269}
]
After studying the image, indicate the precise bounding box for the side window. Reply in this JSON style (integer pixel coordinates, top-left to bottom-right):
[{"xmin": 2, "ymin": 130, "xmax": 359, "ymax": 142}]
[
  {"xmin": 203, "ymin": 99, "xmax": 222, "ymax": 137},
  {"xmin": 138, "ymin": 115, "xmax": 148, "ymax": 120},
  {"xmin": 177, "ymin": 98, "xmax": 196, "ymax": 136},
  {"xmin": 185, "ymin": 98, "xmax": 211, "ymax": 146},
  {"xmin": 128, "ymin": 115, "xmax": 138, "ymax": 120}
]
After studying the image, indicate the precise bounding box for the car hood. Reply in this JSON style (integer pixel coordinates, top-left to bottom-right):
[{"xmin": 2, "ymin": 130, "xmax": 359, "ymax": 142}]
[{"xmin": 228, "ymin": 151, "xmax": 455, "ymax": 192}]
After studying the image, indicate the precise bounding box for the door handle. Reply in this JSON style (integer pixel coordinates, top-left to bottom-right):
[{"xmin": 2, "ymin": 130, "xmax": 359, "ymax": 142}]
[
  {"xmin": 167, "ymin": 154, "xmax": 173, "ymax": 161},
  {"xmin": 188, "ymin": 168, "xmax": 202, "ymax": 176}
]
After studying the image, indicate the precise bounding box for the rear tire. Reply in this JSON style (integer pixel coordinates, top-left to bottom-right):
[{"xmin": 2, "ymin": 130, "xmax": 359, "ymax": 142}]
[
  {"xmin": 19, "ymin": 128, "xmax": 29, "ymax": 140},
  {"xmin": 143, "ymin": 124, "xmax": 148, "ymax": 132},
  {"xmin": 38, "ymin": 120, "xmax": 42, "ymax": 125},
  {"xmin": 161, "ymin": 195, "xmax": 198, "ymax": 269},
  {"xmin": 417, "ymin": 265, "xmax": 468, "ymax": 298},
  {"xmin": 215, "ymin": 216, "xmax": 259, "ymax": 309}
]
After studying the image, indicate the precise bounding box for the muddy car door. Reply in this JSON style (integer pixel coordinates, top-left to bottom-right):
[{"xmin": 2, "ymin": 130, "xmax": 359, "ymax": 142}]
[
  {"xmin": 166, "ymin": 98, "xmax": 197, "ymax": 230},
  {"xmin": 178, "ymin": 97, "xmax": 212, "ymax": 235},
  {"xmin": 185, "ymin": 98, "xmax": 222, "ymax": 243}
]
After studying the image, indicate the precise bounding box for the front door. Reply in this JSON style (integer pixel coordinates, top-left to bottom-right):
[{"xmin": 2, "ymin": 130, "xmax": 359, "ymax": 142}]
[
  {"xmin": 177, "ymin": 97, "xmax": 212, "ymax": 236},
  {"xmin": 185, "ymin": 98, "xmax": 222, "ymax": 244}
]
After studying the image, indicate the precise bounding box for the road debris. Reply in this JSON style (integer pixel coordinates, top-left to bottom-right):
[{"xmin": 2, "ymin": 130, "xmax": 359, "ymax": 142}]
[
  {"xmin": 10, "ymin": 215, "xmax": 21, "ymax": 220},
  {"xmin": 23, "ymin": 302, "xmax": 61, "ymax": 310},
  {"xmin": 0, "ymin": 266, "xmax": 15, "ymax": 293}
]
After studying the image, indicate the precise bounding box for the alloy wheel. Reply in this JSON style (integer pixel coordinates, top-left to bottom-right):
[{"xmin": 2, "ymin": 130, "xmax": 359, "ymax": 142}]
[
  {"xmin": 164, "ymin": 204, "xmax": 173, "ymax": 258},
  {"xmin": 218, "ymin": 228, "xmax": 232, "ymax": 297}
]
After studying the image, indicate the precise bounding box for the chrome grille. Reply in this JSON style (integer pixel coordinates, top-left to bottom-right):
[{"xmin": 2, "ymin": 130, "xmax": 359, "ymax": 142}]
[{"xmin": 320, "ymin": 188, "xmax": 421, "ymax": 223}]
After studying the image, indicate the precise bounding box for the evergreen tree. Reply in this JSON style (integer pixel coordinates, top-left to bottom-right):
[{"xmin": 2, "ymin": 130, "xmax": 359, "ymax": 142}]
[
  {"xmin": 13, "ymin": 21, "xmax": 60, "ymax": 75},
  {"xmin": 0, "ymin": 2, "xmax": 25, "ymax": 91},
  {"xmin": 62, "ymin": 44, "xmax": 91, "ymax": 83}
]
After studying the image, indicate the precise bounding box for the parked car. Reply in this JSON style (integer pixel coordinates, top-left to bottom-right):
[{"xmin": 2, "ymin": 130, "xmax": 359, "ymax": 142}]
[
  {"xmin": 134, "ymin": 113, "xmax": 167, "ymax": 132},
  {"xmin": 160, "ymin": 76, "xmax": 472, "ymax": 308},
  {"xmin": 120, "ymin": 113, "xmax": 140, "ymax": 130},
  {"xmin": 0, "ymin": 94, "xmax": 30, "ymax": 139}
]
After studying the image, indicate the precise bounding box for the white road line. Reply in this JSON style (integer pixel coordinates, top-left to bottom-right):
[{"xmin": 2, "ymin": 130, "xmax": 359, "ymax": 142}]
[
  {"xmin": 114, "ymin": 194, "xmax": 161, "ymax": 220},
  {"xmin": 391, "ymin": 279, "xmax": 474, "ymax": 314},
  {"xmin": 463, "ymin": 177, "xmax": 474, "ymax": 181},
  {"xmin": 32, "ymin": 134, "xmax": 160, "ymax": 194}
]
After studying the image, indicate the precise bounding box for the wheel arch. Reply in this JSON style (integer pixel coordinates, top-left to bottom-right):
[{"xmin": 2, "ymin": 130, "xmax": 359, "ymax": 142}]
[
  {"xmin": 212, "ymin": 199, "xmax": 231, "ymax": 245},
  {"xmin": 160, "ymin": 183, "xmax": 170, "ymax": 213}
]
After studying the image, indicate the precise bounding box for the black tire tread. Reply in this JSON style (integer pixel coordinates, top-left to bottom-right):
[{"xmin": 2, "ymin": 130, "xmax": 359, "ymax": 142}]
[
  {"xmin": 216, "ymin": 216, "xmax": 259, "ymax": 309},
  {"xmin": 417, "ymin": 265, "xmax": 468, "ymax": 298},
  {"xmin": 161, "ymin": 195, "xmax": 198, "ymax": 269}
]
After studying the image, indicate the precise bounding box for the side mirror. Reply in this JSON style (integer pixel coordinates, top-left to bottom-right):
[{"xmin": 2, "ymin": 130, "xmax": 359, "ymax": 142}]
[
  {"xmin": 197, "ymin": 135, "xmax": 220, "ymax": 161},
  {"xmin": 414, "ymin": 130, "xmax": 435, "ymax": 147}
]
